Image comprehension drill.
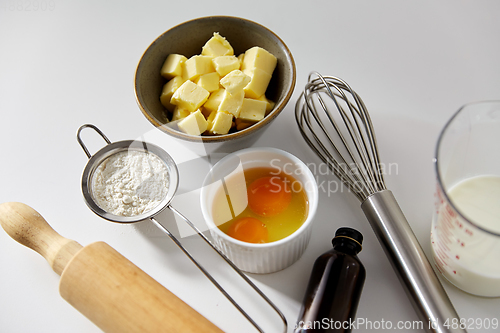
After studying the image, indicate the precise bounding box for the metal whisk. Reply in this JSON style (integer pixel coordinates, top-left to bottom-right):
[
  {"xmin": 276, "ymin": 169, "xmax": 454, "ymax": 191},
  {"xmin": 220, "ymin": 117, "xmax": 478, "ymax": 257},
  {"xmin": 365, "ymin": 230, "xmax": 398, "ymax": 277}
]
[{"xmin": 295, "ymin": 72, "xmax": 465, "ymax": 333}]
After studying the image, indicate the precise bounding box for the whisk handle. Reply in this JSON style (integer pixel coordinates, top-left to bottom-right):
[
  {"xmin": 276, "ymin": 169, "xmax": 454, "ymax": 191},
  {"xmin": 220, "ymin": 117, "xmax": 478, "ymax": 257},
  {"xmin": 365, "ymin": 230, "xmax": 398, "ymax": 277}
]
[{"xmin": 361, "ymin": 190, "xmax": 466, "ymax": 333}]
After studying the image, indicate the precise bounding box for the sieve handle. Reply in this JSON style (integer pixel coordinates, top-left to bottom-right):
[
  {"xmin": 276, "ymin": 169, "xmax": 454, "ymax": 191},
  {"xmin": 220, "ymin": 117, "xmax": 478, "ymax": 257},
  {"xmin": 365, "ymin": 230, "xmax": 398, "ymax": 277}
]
[
  {"xmin": 361, "ymin": 190, "xmax": 466, "ymax": 333},
  {"xmin": 77, "ymin": 124, "xmax": 112, "ymax": 159}
]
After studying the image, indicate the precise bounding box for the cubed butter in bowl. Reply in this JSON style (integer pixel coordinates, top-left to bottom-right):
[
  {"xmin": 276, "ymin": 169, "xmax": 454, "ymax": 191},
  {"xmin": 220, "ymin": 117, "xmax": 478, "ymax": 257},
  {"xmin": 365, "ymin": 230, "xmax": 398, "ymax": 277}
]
[
  {"xmin": 220, "ymin": 70, "xmax": 250, "ymax": 94},
  {"xmin": 135, "ymin": 16, "xmax": 295, "ymax": 145},
  {"xmin": 171, "ymin": 80, "xmax": 210, "ymax": 113}
]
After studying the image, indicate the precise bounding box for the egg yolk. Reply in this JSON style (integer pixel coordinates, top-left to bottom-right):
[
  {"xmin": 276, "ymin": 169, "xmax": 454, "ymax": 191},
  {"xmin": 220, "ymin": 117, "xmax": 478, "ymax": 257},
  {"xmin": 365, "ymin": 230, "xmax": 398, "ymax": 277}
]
[
  {"xmin": 227, "ymin": 217, "xmax": 268, "ymax": 243},
  {"xmin": 247, "ymin": 176, "xmax": 292, "ymax": 217}
]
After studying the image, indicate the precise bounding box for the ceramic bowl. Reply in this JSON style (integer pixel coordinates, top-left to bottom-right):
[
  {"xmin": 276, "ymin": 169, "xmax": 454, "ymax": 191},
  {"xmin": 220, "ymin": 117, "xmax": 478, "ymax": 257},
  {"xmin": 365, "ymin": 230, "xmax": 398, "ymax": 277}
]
[
  {"xmin": 134, "ymin": 16, "xmax": 296, "ymax": 147},
  {"xmin": 200, "ymin": 148, "xmax": 318, "ymax": 274}
]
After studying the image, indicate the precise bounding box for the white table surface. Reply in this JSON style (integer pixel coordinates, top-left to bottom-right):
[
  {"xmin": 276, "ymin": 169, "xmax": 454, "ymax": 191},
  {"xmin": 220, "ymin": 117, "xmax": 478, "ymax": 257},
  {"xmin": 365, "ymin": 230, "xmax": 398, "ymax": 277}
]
[{"xmin": 1, "ymin": 1, "xmax": 499, "ymax": 332}]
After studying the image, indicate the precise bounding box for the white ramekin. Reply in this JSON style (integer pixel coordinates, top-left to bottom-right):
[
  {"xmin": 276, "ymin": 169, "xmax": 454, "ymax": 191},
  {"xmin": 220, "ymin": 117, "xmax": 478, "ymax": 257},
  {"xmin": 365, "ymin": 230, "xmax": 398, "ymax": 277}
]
[{"xmin": 200, "ymin": 147, "xmax": 318, "ymax": 274}]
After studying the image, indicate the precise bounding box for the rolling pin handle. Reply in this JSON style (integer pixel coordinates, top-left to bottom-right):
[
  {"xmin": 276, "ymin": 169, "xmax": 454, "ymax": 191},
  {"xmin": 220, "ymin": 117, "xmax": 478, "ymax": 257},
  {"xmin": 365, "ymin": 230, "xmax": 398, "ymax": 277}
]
[{"xmin": 0, "ymin": 202, "xmax": 83, "ymax": 275}]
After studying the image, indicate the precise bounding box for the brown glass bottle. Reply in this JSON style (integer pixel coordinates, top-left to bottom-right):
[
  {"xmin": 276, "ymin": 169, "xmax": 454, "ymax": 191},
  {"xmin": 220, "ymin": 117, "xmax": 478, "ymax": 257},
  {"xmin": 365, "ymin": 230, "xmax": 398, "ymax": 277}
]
[{"xmin": 295, "ymin": 227, "xmax": 366, "ymax": 333}]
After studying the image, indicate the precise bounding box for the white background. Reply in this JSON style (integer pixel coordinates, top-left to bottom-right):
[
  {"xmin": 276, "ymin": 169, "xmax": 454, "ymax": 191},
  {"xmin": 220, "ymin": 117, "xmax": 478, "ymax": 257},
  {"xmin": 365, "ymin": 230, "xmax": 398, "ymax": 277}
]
[{"xmin": 1, "ymin": 1, "xmax": 499, "ymax": 332}]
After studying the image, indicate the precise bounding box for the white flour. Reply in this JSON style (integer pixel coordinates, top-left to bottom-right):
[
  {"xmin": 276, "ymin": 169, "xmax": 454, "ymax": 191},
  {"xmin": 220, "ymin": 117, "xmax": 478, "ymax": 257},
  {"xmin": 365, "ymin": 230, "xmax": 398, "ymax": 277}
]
[{"xmin": 92, "ymin": 150, "xmax": 169, "ymax": 217}]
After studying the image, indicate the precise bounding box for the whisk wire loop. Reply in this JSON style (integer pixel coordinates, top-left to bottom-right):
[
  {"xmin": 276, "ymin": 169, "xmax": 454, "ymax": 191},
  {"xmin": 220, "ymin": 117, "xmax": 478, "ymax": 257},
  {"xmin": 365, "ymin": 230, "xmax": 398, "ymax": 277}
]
[
  {"xmin": 296, "ymin": 72, "xmax": 386, "ymax": 200},
  {"xmin": 317, "ymin": 77, "xmax": 377, "ymax": 194},
  {"xmin": 297, "ymin": 89, "xmax": 367, "ymax": 200}
]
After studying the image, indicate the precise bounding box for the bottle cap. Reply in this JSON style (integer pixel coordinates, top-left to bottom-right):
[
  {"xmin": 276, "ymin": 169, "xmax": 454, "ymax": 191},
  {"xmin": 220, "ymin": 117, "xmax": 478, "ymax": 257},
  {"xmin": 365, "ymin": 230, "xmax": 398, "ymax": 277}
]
[{"xmin": 332, "ymin": 227, "xmax": 363, "ymax": 251}]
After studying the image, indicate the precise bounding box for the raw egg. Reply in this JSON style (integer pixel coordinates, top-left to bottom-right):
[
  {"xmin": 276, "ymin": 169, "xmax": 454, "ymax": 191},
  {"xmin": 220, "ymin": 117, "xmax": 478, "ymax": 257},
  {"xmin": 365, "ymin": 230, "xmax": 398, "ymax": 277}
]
[
  {"xmin": 212, "ymin": 167, "xmax": 309, "ymax": 243},
  {"xmin": 227, "ymin": 217, "xmax": 268, "ymax": 243},
  {"xmin": 248, "ymin": 176, "xmax": 292, "ymax": 217}
]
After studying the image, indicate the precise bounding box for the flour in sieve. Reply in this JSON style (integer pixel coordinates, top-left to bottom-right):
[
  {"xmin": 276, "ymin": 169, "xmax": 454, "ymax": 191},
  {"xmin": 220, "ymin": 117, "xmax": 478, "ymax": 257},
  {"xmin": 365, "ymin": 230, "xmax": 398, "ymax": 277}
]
[{"xmin": 92, "ymin": 150, "xmax": 169, "ymax": 217}]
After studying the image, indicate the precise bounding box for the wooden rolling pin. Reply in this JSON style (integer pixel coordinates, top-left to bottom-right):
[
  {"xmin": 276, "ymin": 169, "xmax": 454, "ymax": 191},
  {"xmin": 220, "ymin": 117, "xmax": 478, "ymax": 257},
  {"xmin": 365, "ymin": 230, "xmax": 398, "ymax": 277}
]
[{"xmin": 0, "ymin": 202, "xmax": 223, "ymax": 333}]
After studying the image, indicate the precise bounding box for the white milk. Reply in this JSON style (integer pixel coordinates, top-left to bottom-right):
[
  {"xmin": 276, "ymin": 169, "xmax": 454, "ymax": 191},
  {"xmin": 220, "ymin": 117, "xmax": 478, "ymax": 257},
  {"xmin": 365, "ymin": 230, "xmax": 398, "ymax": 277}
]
[
  {"xmin": 449, "ymin": 176, "xmax": 500, "ymax": 234},
  {"xmin": 431, "ymin": 175, "xmax": 500, "ymax": 297}
]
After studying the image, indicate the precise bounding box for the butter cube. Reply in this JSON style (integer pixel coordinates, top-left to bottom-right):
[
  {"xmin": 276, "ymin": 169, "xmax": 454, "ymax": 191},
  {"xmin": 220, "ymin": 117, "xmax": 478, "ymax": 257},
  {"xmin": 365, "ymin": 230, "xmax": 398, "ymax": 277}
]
[
  {"xmin": 201, "ymin": 32, "xmax": 234, "ymax": 57},
  {"xmin": 218, "ymin": 89, "xmax": 244, "ymax": 117},
  {"xmin": 183, "ymin": 55, "xmax": 215, "ymax": 81},
  {"xmin": 160, "ymin": 54, "xmax": 187, "ymax": 80},
  {"xmin": 203, "ymin": 88, "xmax": 225, "ymax": 113},
  {"xmin": 195, "ymin": 72, "xmax": 220, "ymax": 92},
  {"xmin": 160, "ymin": 76, "xmax": 186, "ymax": 111},
  {"xmin": 220, "ymin": 70, "xmax": 250, "ymax": 94},
  {"xmin": 206, "ymin": 110, "xmax": 217, "ymax": 131},
  {"xmin": 177, "ymin": 110, "xmax": 208, "ymax": 136},
  {"xmin": 171, "ymin": 106, "xmax": 190, "ymax": 121},
  {"xmin": 209, "ymin": 111, "xmax": 233, "ymax": 135},
  {"xmin": 257, "ymin": 94, "xmax": 275, "ymax": 114},
  {"xmin": 237, "ymin": 53, "xmax": 245, "ymax": 66},
  {"xmin": 212, "ymin": 56, "xmax": 240, "ymax": 77},
  {"xmin": 171, "ymin": 80, "xmax": 210, "ymax": 113},
  {"xmin": 238, "ymin": 98, "xmax": 267, "ymax": 122},
  {"xmin": 241, "ymin": 46, "xmax": 277, "ymax": 76},
  {"xmin": 243, "ymin": 68, "xmax": 272, "ymax": 99}
]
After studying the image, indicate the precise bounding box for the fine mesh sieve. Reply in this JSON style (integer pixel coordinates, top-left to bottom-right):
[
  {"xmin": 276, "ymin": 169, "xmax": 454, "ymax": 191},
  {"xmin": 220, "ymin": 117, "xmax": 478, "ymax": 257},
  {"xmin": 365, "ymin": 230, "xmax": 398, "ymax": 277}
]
[{"xmin": 77, "ymin": 124, "xmax": 287, "ymax": 333}]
